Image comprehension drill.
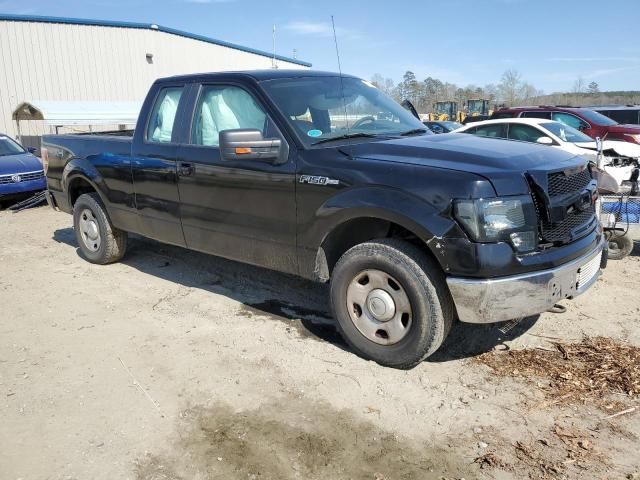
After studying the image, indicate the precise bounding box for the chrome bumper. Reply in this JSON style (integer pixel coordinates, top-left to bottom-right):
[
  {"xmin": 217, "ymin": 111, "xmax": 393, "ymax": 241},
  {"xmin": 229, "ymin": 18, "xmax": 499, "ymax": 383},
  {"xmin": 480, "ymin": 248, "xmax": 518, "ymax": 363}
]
[{"xmin": 446, "ymin": 239, "xmax": 606, "ymax": 324}]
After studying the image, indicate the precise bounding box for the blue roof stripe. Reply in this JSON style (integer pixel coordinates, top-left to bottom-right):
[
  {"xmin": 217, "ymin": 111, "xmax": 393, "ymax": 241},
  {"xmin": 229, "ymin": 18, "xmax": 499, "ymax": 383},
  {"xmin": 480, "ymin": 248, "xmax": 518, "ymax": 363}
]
[{"xmin": 0, "ymin": 13, "xmax": 312, "ymax": 67}]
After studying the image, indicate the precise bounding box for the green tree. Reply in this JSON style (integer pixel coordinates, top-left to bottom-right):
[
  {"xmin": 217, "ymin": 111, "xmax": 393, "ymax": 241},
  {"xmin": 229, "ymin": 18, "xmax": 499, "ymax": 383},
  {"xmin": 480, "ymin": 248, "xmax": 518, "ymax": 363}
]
[{"xmin": 587, "ymin": 81, "xmax": 600, "ymax": 94}]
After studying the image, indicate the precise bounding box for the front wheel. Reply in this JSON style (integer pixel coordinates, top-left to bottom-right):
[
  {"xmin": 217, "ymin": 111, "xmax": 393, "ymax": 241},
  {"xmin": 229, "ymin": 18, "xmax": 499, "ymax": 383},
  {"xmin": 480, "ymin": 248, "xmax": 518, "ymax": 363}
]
[
  {"xmin": 330, "ymin": 239, "xmax": 453, "ymax": 369},
  {"xmin": 73, "ymin": 193, "xmax": 127, "ymax": 264}
]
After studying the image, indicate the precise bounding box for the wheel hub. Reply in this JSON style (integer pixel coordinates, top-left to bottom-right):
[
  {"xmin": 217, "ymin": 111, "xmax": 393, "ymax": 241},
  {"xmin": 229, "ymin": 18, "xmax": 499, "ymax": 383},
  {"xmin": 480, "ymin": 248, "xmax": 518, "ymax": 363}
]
[
  {"xmin": 345, "ymin": 269, "xmax": 413, "ymax": 346},
  {"xmin": 86, "ymin": 220, "xmax": 99, "ymax": 240},
  {"xmin": 78, "ymin": 208, "xmax": 101, "ymax": 252},
  {"xmin": 366, "ymin": 289, "xmax": 395, "ymax": 322}
]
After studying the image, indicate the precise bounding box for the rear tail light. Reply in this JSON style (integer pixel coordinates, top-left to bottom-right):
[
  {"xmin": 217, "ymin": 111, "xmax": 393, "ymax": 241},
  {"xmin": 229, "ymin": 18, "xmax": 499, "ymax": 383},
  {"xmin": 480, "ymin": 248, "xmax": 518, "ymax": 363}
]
[{"xmin": 41, "ymin": 147, "xmax": 49, "ymax": 174}]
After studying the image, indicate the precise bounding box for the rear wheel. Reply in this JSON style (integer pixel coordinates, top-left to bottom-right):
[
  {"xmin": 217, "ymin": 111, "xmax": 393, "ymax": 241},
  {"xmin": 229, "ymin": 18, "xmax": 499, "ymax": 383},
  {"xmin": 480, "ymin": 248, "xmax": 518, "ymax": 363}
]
[
  {"xmin": 330, "ymin": 239, "xmax": 453, "ymax": 369},
  {"xmin": 73, "ymin": 193, "xmax": 127, "ymax": 264},
  {"xmin": 607, "ymin": 231, "xmax": 634, "ymax": 260}
]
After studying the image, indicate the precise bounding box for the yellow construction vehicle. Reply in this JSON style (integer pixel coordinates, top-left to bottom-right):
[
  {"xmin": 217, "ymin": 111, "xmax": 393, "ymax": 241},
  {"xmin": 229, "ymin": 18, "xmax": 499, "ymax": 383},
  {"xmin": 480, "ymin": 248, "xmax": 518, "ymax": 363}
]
[
  {"xmin": 459, "ymin": 99, "xmax": 492, "ymax": 124},
  {"xmin": 429, "ymin": 101, "xmax": 457, "ymax": 121}
]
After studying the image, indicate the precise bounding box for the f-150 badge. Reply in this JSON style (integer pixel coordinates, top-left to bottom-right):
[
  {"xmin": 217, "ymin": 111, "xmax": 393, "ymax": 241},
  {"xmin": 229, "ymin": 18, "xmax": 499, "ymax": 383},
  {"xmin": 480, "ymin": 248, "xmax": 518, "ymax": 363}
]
[{"xmin": 299, "ymin": 175, "xmax": 339, "ymax": 186}]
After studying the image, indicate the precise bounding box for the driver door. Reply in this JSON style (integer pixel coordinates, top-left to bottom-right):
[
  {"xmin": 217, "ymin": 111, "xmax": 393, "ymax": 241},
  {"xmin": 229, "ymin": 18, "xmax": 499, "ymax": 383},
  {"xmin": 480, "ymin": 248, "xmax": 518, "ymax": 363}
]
[{"xmin": 176, "ymin": 83, "xmax": 298, "ymax": 274}]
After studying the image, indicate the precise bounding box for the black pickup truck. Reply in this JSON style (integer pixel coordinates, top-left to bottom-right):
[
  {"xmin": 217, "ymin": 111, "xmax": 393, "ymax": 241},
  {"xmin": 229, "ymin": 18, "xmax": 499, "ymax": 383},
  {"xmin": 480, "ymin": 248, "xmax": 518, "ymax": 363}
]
[{"xmin": 43, "ymin": 70, "xmax": 606, "ymax": 368}]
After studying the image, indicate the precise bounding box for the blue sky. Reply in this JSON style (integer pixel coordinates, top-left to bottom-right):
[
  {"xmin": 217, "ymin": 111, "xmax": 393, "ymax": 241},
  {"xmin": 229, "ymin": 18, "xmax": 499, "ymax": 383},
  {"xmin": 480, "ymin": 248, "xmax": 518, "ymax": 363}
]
[{"xmin": 1, "ymin": 0, "xmax": 639, "ymax": 93}]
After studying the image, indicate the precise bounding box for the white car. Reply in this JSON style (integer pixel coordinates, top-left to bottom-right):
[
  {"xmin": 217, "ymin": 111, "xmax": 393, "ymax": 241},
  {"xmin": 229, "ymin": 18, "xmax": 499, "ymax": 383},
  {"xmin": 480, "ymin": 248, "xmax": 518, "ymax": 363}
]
[{"xmin": 456, "ymin": 118, "xmax": 640, "ymax": 185}]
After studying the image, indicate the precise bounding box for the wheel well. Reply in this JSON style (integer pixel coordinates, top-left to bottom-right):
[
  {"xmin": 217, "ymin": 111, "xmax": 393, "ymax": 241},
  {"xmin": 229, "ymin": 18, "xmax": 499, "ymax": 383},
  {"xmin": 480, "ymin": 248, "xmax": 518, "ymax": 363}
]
[
  {"xmin": 319, "ymin": 217, "xmax": 437, "ymax": 280},
  {"xmin": 68, "ymin": 177, "xmax": 96, "ymax": 207}
]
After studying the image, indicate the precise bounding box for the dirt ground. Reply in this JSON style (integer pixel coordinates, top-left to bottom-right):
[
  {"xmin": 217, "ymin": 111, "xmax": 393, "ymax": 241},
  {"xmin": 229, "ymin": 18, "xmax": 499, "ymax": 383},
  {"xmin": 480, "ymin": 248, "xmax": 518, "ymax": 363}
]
[{"xmin": 1, "ymin": 205, "xmax": 639, "ymax": 480}]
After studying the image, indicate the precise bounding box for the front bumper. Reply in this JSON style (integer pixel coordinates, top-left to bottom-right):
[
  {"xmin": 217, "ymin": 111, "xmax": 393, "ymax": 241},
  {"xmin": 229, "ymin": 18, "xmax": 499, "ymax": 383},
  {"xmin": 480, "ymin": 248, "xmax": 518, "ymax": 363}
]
[{"xmin": 446, "ymin": 238, "xmax": 607, "ymax": 324}]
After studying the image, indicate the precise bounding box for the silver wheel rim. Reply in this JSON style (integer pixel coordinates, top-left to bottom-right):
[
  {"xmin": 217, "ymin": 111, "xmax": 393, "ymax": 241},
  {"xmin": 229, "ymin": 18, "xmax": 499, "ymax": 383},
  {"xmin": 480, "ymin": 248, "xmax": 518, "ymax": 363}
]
[
  {"xmin": 346, "ymin": 269, "xmax": 412, "ymax": 345},
  {"xmin": 78, "ymin": 208, "xmax": 101, "ymax": 252}
]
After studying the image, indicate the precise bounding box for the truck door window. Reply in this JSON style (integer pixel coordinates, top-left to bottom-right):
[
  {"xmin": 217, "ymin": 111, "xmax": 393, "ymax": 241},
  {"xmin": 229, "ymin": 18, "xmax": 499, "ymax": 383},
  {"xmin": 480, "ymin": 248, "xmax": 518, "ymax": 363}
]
[
  {"xmin": 147, "ymin": 87, "xmax": 184, "ymax": 143},
  {"xmin": 192, "ymin": 86, "xmax": 267, "ymax": 146}
]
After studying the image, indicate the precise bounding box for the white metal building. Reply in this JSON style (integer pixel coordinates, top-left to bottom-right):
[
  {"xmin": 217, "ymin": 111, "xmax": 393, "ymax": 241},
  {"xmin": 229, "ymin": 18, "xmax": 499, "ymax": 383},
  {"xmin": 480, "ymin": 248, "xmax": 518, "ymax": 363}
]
[{"xmin": 0, "ymin": 14, "xmax": 311, "ymax": 147}]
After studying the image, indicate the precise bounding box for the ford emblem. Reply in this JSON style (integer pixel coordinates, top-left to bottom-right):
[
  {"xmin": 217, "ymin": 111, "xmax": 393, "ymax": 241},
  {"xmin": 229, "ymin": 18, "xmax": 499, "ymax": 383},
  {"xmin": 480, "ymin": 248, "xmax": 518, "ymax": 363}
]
[{"xmin": 11, "ymin": 174, "xmax": 21, "ymax": 183}]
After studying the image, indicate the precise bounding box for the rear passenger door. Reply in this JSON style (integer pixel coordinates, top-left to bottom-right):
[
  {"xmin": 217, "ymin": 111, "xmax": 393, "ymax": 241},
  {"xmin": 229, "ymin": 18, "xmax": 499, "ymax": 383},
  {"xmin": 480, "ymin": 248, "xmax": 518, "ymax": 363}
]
[
  {"xmin": 176, "ymin": 83, "xmax": 298, "ymax": 274},
  {"xmin": 131, "ymin": 83, "xmax": 188, "ymax": 246}
]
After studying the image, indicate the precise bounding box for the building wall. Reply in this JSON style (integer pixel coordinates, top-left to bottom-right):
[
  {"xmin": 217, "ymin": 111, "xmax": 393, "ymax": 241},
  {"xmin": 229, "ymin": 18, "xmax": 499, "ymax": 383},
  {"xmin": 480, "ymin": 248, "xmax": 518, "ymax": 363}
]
[{"xmin": 0, "ymin": 19, "xmax": 308, "ymax": 140}]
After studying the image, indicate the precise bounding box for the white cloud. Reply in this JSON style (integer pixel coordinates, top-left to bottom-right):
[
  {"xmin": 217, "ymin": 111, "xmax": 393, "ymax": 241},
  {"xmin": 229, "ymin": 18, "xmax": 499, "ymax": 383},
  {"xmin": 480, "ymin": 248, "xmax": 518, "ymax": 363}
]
[
  {"xmin": 550, "ymin": 57, "xmax": 640, "ymax": 63},
  {"xmin": 583, "ymin": 65, "xmax": 640, "ymax": 79},
  {"xmin": 282, "ymin": 21, "xmax": 362, "ymax": 40}
]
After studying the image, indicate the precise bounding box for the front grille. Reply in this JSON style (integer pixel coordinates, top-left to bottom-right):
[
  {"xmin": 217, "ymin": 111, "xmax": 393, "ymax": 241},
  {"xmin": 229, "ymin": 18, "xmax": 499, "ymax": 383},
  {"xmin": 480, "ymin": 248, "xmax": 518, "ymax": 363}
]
[
  {"xmin": 533, "ymin": 167, "xmax": 596, "ymax": 245},
  {"xmin": 540, "ymin": 205, "xmax": 596, "ymax": 243},
  {"xmin": 548, "ymin": 169, "xmax": 592, "ymax": 196},
  {"xmin": 0, "ymin": 170, "xmax": 44, "ymax": 185}
]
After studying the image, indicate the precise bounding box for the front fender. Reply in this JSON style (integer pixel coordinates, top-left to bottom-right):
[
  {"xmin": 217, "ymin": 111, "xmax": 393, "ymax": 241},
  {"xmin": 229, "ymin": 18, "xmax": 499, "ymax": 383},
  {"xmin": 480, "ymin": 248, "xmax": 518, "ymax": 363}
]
[
  {"xmin": 319, "ymin": 186, "xmax": 454, "ymax": 241},
  {"xmin": 301, "ymin": 186, "xmax": 458, "ymax": 274}
]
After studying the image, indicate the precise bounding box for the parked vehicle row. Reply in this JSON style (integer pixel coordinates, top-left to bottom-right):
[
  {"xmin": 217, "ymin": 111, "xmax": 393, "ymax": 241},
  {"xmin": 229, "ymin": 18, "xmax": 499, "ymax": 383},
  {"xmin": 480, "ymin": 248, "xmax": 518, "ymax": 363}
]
[
  {"xmin": 491, "ymin": 105, "xmax": 640, "ymax": 144},
  {"xmin": 42, "ymin": 70, "xmax": 606, "ymax": 368},
  {"xmin": 456, "ymin": 118, "xmax": 640, "ymax": 183}
]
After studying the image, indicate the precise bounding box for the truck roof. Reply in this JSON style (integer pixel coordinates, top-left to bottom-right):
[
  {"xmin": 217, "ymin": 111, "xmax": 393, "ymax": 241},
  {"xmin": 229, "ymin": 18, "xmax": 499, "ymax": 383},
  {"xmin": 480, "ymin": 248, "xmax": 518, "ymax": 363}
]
[{"xmin": 156, "ymin": 70, "xmax": 356, "ymax": 83}]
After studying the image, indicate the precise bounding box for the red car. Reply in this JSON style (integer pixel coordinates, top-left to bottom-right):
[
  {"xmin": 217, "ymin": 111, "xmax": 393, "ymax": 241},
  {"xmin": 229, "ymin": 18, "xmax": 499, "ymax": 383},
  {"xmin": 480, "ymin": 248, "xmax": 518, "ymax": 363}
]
[{"xmin": 491, "ymin": 106, "xmax": 640, "ymax": 144}]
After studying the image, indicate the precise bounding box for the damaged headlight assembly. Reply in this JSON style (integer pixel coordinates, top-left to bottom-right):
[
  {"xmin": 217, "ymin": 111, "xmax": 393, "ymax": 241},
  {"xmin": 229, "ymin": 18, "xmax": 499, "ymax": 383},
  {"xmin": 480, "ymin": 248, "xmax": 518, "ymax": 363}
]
[{"xmin": 454, "ymin": 196, "xmax": 538, "ymax": 253}]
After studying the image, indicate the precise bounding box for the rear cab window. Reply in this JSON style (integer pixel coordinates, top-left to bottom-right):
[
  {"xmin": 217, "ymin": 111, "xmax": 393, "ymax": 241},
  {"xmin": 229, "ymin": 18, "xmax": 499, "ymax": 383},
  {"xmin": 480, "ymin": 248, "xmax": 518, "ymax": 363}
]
[{"xmin": 146, "ymin": 86, "xmax": 184, "ymax": 143}]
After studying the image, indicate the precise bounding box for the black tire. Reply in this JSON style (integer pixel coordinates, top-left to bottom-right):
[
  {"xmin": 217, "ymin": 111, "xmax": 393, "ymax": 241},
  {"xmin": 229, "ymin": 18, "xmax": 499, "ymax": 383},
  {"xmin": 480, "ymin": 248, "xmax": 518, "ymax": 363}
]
[
  {"xmin": 73, "ymin": 192, "xmax": 127, "ymax": 264},
  {"xmin": 330, "ymin": 239, "xmax": 454, "ymax": 369},
  {"xmin": 607, "ymin": 232, "xmax": 634, "ymax": 260}
]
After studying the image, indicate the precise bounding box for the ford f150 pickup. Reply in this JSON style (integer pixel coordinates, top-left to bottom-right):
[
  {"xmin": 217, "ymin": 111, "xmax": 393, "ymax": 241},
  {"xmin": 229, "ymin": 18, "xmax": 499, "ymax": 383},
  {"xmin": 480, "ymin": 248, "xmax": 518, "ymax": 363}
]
[{"xmin": 43, "ymin": 70, "xmax": 607, "ymax": 368}]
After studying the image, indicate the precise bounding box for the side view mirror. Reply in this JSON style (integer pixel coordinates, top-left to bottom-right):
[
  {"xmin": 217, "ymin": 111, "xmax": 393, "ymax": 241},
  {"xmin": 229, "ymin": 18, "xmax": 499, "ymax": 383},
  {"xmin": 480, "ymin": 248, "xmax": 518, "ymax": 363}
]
[
  {"xmin": 27, "ymin": 146, "xmax": 37, "ymax": 154},
  {"xmin": 219, "ymin": 129, "xmax": 284, "ymax": 163},
  {"xmin": 536, "ymin": 136, "xmax": 553, "ymax": 145}
]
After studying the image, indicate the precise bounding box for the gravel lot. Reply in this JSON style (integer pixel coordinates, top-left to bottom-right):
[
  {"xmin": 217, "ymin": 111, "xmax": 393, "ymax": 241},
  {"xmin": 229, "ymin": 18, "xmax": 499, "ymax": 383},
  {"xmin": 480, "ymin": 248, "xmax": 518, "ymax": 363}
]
[{"xmin": 1, "ymin": 206, "xmax": 639, "ymax": 480}]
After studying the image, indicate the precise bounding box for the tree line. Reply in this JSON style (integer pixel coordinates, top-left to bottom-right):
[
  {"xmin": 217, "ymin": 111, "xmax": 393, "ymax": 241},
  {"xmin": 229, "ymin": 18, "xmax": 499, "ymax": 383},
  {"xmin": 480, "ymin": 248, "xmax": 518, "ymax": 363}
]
[{"xmin": 371, "ymin": 70, "xmax": 640, "ymax": 113}]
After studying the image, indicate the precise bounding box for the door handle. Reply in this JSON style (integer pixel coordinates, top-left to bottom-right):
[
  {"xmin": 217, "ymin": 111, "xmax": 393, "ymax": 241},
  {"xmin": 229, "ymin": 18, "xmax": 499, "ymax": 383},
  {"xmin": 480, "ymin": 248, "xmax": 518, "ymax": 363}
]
[{"xmin": 178, "ymin": 162, "xmax": 194, "ymax": 176}]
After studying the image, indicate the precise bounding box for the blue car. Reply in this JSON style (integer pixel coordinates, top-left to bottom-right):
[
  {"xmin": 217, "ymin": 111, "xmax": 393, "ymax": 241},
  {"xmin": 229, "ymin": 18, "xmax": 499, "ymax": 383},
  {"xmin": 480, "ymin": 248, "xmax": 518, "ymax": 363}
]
[{"xmin": 0, "ymin": 134, "xmax": 46, "ymax": 205}]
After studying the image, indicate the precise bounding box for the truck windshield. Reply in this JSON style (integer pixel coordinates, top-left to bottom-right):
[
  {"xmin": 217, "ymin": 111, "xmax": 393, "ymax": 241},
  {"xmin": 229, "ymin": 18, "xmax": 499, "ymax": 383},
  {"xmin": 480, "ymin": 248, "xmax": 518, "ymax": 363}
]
[
  {"xmin": 542, "ymin": 121, "xmax": 593, "ymax": 144},
  {"xmin": 260, "ymin": 76, "xmax": 428, "ymax": 146},
  {"xmin": 0, "ymin": 136, "xmax": 26, "ymax": 157}
]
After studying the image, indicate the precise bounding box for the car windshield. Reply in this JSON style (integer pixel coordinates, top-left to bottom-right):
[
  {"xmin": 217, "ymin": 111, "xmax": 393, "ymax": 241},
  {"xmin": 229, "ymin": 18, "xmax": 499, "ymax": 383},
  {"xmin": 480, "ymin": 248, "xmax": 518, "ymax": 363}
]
[
  {"xmin": 577, "ymin": 109, "xmax": 618, "ymax": 126},
  {"xmin": 260, "ymin": 76, "xmax": 429, "ymax": 146},
  {"xmin": 0, "ymin": 135, "xmax": 26, "ymax": 157},
  {"xmin": 542, "ymin": 121, "xmax": 594, "ymax": 143}
]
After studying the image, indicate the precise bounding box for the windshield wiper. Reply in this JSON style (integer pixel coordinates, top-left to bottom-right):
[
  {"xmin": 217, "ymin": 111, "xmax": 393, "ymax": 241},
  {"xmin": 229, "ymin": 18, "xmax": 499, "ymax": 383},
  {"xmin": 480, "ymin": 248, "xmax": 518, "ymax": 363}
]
[
  {"xmin": 311, "ymin": 132, "xmax": 378, "ymax": 146},
  {"xmin": 399, "ymin": 128, "xmax": 429, "ymax": 136}
]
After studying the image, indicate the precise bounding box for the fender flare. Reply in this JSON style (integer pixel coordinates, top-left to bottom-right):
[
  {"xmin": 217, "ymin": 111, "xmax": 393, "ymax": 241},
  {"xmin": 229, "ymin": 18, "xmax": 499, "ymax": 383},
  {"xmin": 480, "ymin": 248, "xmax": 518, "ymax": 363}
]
[
  {"xmin": 62, "ymin": 158, "xmax": 109, "ymax": 208},
  {"xmin": 304, "ymin": 186, "xmax": 455, "ymax": 279}
]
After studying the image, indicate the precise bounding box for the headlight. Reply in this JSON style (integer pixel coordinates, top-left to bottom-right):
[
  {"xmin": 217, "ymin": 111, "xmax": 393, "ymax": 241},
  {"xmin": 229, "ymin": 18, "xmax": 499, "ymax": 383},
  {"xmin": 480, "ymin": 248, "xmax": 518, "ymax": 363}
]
[
  {"xmin": 625, "ymin": 134, "xmax": 640, "ymax": 144},
  {"xmin": 454, "ymin": 196, "xmax": 538, "ymax": 252}
]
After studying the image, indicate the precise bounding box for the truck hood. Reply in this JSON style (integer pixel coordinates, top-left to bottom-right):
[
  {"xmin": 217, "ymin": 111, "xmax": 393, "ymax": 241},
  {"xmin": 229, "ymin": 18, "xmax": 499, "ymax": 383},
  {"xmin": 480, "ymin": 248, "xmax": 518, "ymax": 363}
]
[
  {"xmin": 0, "ymin": 153, "xmax": 42, "ymax": 175},
  {"xmin": 353, "ymin": 133, "xmax": 588, "ymax": 196}
]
